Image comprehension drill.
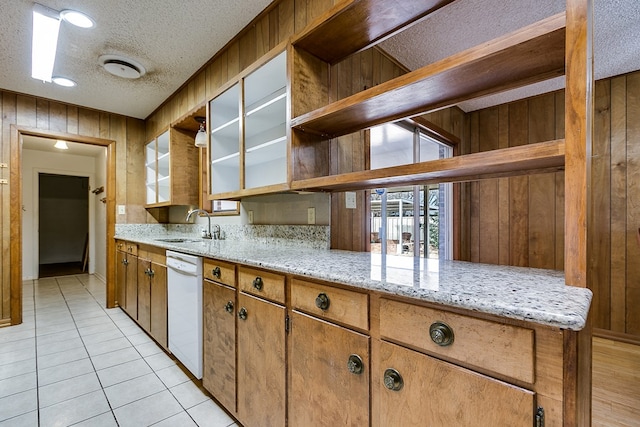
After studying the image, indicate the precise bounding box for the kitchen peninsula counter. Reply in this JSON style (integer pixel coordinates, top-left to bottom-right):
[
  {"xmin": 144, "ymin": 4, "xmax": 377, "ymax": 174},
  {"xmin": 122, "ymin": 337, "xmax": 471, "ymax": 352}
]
[{"xmin": 115, "ymin": 231, "xmax": 591, "ymax": 331}]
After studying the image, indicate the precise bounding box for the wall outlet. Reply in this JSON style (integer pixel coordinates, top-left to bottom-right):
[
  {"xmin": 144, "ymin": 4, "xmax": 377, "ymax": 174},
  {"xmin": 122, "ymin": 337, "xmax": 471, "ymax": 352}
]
[
  {"xmin": 345, "ymin": 192, "xmax": 357, "ymax": 209},
  {"xmin": 307, "ymin": 207, "xmax": 316, "ymax": 225},
  {"xmin": 248, "ymin": 210, "xmax": 254, "ymax": 224},
  {"xmin": 117, "ymin": 205, "xmax": 126, "ymax": 215}
]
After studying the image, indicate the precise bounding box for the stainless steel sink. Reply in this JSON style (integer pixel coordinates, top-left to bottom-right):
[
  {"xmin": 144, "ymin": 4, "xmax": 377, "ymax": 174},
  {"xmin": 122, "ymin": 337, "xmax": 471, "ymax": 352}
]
[{"xmin": 155, "ymin": 238, "xmax": 200, "ymax": 243}]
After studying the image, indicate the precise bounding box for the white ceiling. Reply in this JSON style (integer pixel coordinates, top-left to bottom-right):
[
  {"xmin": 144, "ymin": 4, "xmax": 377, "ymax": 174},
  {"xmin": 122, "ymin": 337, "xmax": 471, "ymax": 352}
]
[
  {"xmin": 1, "ymin": 0, "xmax": 638, "ymax": 121},
  {"xmin": 1, "ymin": 0, "xmax": 274, "ymax": 119},
  {"xmin": 381, "ymin": 0, "xmax": 640, "ymax": 111}
]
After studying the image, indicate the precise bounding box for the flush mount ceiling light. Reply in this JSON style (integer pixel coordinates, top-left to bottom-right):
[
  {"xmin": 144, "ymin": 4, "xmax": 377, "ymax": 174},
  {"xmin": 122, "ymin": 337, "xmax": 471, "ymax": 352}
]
[
  {"xmin": 31, "ymin": 4, "xmax": 93, "ymax": 84},
  {"xmin": 54, "ymin": 140, "xmax": 69, "ymax": 150},
  {"xmin": 32, "ymin": 3, "xmax": 61, "ymax": 82},
  {"xmin": 52, "ymin": 76, "xmax": 76, "ymax": 87},
  {"xmin": 59, "ymin": 9, "xmax": 95, "ymax": 28},
  {"xmin": 99, "ymin": 55, "xmax": 146, "ymax": 79},
  {"xmin": 194, "ymin": 117, "xmax": 207, "ymax": 148}
]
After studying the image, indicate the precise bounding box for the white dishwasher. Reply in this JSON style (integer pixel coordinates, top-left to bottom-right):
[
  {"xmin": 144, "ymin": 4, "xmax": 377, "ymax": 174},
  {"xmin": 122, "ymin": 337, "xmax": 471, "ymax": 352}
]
[{"xmin": 166, "ymin": 250, "xmax": 203, "ymax": 379}]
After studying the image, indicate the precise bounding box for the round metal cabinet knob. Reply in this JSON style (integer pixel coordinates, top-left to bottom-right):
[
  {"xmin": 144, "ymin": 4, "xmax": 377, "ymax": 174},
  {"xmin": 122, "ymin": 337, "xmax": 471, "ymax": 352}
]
[
  {"xmin": 383, "ymin": 368, "xmax": 404, "ymax": 391},
  {"xmin": 212, "ymin": 266, "xmax": 221, "ymax": 279},
  {"xmin": 315, "ymin": 293, "xmax": 330, "ymax": 311},
  {"xmin": 429, "ymin": 321, "xmax": 454, "ymax": 346},
  {"xmin": 238, "ymin": 307, "xmax": 248, "ymax": 320},
  {"xmin": 347, "ymin": 354, "xmax": 364, "ymax": 375},
  {"xmin": 224, "ymin": 301, "xmax": 234, "ymax": 313},
  {"xmin": 252, "ymin": 276, "xmax": 263, "ymax": 291}
]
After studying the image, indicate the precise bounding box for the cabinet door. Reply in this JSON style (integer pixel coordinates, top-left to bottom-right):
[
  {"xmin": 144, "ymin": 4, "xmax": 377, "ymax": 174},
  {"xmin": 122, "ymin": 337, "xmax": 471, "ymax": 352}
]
[
  {"xmin": 116, "ymin": 250, "xmax": 127, "ymax": 309},
  {"xmin": 137, "ymin": 259, "xmax": 151, "ymax": 331},
  {"xmin": 243, "ymin": 51, "xmax": 287, "ymax": 189},
  {"xmin": 237, "ymin": 293, "xmax": 285, "ymax": 427},
  {"xmin": 209, "ymin": 84, "xmax": 241, "ymax": 195},
  {"xmin": 145, "ymin": 138, "xmax": 158, "ymax": 205},
  {"xmin": 378, "ymin": 341, "xmax": 535, "ymax": 427},
  {"xmin": 150, "ymin": 263, "xmax": 167, "ymax": 348},
  {"xmin": 125, "ymin": 254, "xmax": 138, "ymax": 319},
  {"xmin": 290, "ymin": 311, "xmax": 370, "ymax": 426},
  {"xmin": 203, "ymin": 280, "xmax": 236, "ymax": 413}
]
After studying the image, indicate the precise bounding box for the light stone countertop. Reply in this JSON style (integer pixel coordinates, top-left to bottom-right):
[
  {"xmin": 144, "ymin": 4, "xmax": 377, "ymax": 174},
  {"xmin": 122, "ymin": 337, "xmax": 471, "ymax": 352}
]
[{"xmin": 115, "ymin": 231, "xmax": 592, "ymax": 331}]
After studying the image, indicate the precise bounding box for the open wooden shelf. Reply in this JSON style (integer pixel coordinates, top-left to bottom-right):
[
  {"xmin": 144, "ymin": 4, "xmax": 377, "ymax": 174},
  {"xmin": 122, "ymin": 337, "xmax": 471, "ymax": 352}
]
[
  {"xmin": 291, "ymin": 13, "xmax": 566, "ymax": 139},
  {"xmin": 293, "ymin": 0, "xmax": 454, "ymax": 64},
  {"xmin": 209, "ymin": 183, "xmax": 292, "ymax": 201},
  {"xmin": 290, "ymin": 139, "xmax": 565, "ymax": 192}
]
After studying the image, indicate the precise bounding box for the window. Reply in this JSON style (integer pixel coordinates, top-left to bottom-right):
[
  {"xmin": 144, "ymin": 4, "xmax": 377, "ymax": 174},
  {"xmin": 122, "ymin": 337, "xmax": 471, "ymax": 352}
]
[{"xmin": 369, "ymin": 122, "xmax": 453, "ymax": 259}]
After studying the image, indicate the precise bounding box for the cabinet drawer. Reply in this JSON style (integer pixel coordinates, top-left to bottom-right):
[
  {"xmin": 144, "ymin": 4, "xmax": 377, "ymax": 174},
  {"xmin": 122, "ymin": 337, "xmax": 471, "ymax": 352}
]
[
  {"xmin": 238, "ymin": 267, "xmax": 285, "ymax": 304},
  {"xmin": 204, "ymin": 259, "xmax": 236, "ymax": 287},
  {"xmin": 291, "ymin": 279, "xmax": 368, "ymax": 331},
  {"xmin": 379, "ymin": 298, "xmax": 534, "ymax": 384},
  {"xmin": 116, "ymin": 240, "xmax": 138, "ymax": 256},
  {"xmin": 138, "ymin": 245, "xmax": 165, "ymax": 265}
]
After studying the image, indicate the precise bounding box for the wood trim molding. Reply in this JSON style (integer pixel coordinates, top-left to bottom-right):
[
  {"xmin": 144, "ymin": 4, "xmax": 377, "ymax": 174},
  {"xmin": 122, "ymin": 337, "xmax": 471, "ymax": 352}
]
[
  {"xmin": 593, "ymin": 328, "xmax": 640, "ymax": 346},
  {"xmin": 10, "ymin": 125, "xmax": 22, "ymax": 325},
  {"xmin": 10, "ymin": 126, "xmax": 118, "ymax": 324}
]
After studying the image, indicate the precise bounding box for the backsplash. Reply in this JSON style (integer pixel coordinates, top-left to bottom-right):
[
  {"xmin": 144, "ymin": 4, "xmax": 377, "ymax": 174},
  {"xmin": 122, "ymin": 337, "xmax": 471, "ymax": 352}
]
[{"xmin": 115, "ymin": 224, "xmax": 330, "ymax": 250}]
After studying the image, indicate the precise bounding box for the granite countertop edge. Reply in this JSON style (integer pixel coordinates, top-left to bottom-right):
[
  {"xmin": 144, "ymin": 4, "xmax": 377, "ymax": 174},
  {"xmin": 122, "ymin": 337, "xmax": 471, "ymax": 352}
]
[{"xmin": 115, "ymin": 233, "xmax": 592, "ymax": 331}]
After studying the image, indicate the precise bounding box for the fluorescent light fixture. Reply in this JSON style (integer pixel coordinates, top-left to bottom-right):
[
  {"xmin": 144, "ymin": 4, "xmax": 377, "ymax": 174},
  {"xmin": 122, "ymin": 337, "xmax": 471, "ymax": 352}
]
[
  {"xmin": 60, "ymin": 9, "xmax": 95, "ymax": 28},
  {"xmin": 52, "ymin": 76, "xmax": 76, "ymax": 87},
  {"xmin": 32, "ymin": 3, "xmax": 61, "ymax": 82},
  {"xmin": 54, "ymin": 140, "xmax": 69, "ymax": 150}
]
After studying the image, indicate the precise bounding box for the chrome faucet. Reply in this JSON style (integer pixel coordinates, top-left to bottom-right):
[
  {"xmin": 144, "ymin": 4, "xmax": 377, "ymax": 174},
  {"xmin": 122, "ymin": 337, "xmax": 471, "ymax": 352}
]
[{"xmin": 186, "ymin": 208, "xmax": 219, "ymax": 239}]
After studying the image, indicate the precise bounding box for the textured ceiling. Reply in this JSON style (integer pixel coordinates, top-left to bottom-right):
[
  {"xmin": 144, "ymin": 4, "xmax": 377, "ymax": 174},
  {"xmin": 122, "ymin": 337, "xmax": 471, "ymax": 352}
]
[
  {"xmin": 381, "ymin": 0, "xmax": 640, "ymax": 111},
  {"xmin": 1, "ymin": 0, "xmax": 638, "ymax": 120},
  {"xmin": 0, "ymin": 0, "xmax": 273, "ymax": 119}
]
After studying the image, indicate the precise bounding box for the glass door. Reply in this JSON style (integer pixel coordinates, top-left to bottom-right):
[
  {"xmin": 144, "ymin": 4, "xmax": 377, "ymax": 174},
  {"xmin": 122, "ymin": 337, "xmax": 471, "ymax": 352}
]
[
  {"xmin": 243, "ymin": 51, "xmax": 287, "ymax": 189},
  {"xmin": 156, "ymin": 131, "xmax": 170, "ymax": 203},
  {"xmin": 369, "ymin": 122, "xmax": 453, "ymax": 259},
  {"xmin": 210, "ymin": 84, "xmax": 241, "ymax": 194},
  {"xmin": 145, "ymin": 130, "xmax": 170, "ymax": 205},
  {"xmin": 145, "ymin": 138, "xmax": 157, "ymax": 205}
]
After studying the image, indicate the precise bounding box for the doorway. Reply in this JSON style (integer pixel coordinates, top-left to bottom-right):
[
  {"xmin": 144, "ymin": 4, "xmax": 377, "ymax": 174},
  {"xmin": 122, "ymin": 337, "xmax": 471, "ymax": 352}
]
[
  {"xmin": 38, "ymin": 173, "xmax": 89, "ymax": 278},
  {"xmin": 8, "ymin": 126, "xmax": 117, "ymax": 326}
]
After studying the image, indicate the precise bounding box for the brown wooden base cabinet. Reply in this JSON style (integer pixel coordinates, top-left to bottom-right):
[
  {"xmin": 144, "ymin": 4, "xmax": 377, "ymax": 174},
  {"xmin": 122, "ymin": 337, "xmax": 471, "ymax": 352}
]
[
  {"xmin": 115, "ymin": 241, "xmax": 138, "ymax": 319},
  {"xmin": 129, "ymin": 249, "xmax": 585, "ymax": 427},
  {"xmin": 289, "ymin": 311, "xmax": 370, "ymax": 426},
  {"xmin": 236, "ymin": 292, "xmax": 286, "ymax": 427},
  {"xmin": 203, "ymin": 279, "xmax": 236, "ymax": 413},
  {"xmin": 135, "ymin": 245, "xmax": 168, "ymax": 349},
  {"xmin": 378, "ymin": 341, "xmax": 534, "ymax": 426}
]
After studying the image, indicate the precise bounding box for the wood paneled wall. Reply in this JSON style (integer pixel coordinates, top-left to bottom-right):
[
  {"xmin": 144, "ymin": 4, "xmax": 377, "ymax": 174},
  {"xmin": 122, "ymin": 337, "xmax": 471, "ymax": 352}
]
[
  {"xmin": 329, "ymin": 49, "xmax": 406, "ymax": 251},
  {"xmin": 462, "ymin": 70, "xmax": 640, "ymax": 336},
  {"xmin": 0, "ymin": 90, "xmax": 146, "ymax": 324},
  {"xmin": 462, "ymin": 92, "xmax": 565, "ymax": 269}
]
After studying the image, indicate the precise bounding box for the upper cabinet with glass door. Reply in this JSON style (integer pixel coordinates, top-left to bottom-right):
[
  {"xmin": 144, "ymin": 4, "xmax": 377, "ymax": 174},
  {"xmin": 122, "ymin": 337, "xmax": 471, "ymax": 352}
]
[
  {"xmin": 209, "ymin": 49, "xmax": 288, "ymax": 199},
  {"xmin": 145, "ymin": 128, "xmax": 199, "ymax": 208},
  {"xmin": 210, "ymin": 84, "xmax": 241, "ymax": 195},
  {"xmin": 244, "ymin": 51, "xmax": 288, "ymax": 190}
]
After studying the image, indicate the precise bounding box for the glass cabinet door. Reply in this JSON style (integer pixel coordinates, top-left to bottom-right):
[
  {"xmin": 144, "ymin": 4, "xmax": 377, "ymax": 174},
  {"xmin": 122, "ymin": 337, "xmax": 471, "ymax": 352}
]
[
  {"xmin": 156, "ymin": 131, "xmax": 170, "ymax": 203},
  {"xmin": 210, "ymin": 84, "xmax": 241, "ymax": 194},
  {"xmin": 243, "ymin": 51, "xmax": 287, "ymax": 189},
  {"xmin": 145, "ymin": 130, "xmax": 170, "ymax": 205},
  {"xmin": 145, "ymin": 139, "xmax": 157, "ymax": 205}
]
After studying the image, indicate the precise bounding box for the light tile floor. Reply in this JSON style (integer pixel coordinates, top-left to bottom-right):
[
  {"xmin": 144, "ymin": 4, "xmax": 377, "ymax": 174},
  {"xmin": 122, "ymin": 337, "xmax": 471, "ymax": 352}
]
[{"xmin": 0, "ymin": 274, "xmax": 238, "ymax": 427}]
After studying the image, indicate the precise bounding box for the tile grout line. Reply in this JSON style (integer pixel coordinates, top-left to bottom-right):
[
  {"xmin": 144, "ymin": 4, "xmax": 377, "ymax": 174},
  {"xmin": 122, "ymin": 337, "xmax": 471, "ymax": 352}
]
[
  {"xmin": 58, "ymin": 275, "xmax": 121, "ymax": 426},
  {"xmin": 64, "ymin": 274, "xmax": 190, "ymax": 425},
  {"xmin": 14, "ymin": 274, "xmax": 230, "ymax": 427}
]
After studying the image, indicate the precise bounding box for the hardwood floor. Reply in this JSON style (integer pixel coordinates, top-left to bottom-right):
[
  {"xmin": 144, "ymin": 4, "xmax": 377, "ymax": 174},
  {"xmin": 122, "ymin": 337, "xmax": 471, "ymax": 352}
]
[{"xmin": 592, "ymin": 336, "xmax": 640, "ymax": 426}]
